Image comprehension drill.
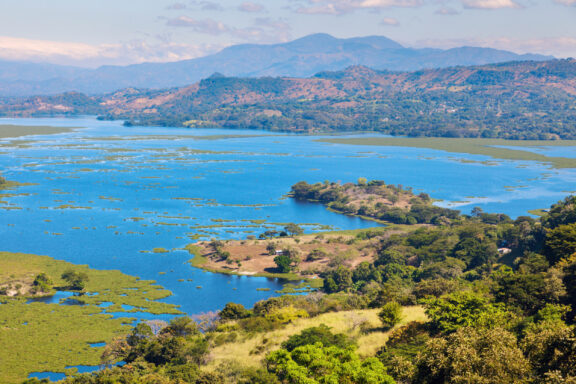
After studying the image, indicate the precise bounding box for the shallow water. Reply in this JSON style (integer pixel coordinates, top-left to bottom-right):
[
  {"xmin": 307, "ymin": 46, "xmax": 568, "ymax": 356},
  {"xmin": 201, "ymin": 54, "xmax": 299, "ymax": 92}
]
[{"xmin": 2, "ymin": 117, "xmax": 576, "ymax": 315}]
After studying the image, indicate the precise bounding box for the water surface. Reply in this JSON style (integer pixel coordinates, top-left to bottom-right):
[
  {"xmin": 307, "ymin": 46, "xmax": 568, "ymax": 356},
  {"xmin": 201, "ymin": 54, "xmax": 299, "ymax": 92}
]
[{"xmin": 1, "ymin": 117, "xmax": 576, "ymax": 314}]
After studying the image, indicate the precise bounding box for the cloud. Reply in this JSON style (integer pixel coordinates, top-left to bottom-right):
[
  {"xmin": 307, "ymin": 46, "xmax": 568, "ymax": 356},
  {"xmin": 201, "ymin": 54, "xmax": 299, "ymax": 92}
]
[
  {"xmin": 412, "ymin": 36, "xmax": 576, "ymax": 58},
  {"xmin": 166, "ymin": 2, "xmax": 187, "ymax": 10},
  {"xmin": 238, "ymin": 2, "xmax": 266, "ymax": 12},
  {"xmin": 380, "ymin": 17, "xmax": 400, "ymax": 25},
  {"xmin": 436, "ymin": 7, "xmax": 460, "ymax": 14},
  {"xmin": 294, "ymin": 0, "xmax": 423, "ymax": 15},
  {"xmin": 554, "ymin": 0, "xmax": 576, "ymax": 5},
  {"xmin": 461, "ymin": 0, "xmax": 523, "ymax": 9},
  {"xmin": 165, "ymin": 17, "xmax": 230, "ymax": 34},
  {"xmin": 0, "ymin": 35, "xmax": 221, "ymax": 67},
  {"xmin": 190, "ymin": 1, "xmax": 224, "ymax": 11},
  {"xmin": 165, "ymin": 17, "xmax": 292, "ymax": 43}
]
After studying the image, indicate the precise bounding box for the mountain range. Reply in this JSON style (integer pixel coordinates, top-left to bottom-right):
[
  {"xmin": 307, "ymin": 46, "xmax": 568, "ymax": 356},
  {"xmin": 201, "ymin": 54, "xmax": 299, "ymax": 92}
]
[
  {"xmin": 0, "ymin": 33, "xmax": 552, "ymax": 97},
  {"xmin": 2, "ymin": 58, "xmax": 575, "ymax": 140}
]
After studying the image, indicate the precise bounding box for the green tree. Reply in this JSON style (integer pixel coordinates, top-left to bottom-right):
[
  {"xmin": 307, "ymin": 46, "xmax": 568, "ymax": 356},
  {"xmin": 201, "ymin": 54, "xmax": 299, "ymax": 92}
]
[
  {"xmin": 284, "ymin": 223, "xmax": 304, "ymax": 237},
  {"xmin": 32, "ymin": 273, "xmax": 52, "ymax": 293},
  {"xmin": 424, "ymin": 291, "xmax": 511, "ymax": 334},
  {"xmin": 61, "ymin": 270, "xmax": 89, "ymax": 290},
  {"xmin": 544, "ymin": 223, "xmax": 576, "ymax": 265},
  {"xmin": 378, "ymin": 301, "xmax": 403, "ymax": 330},
  {"xmin": 281, "ymin": 324, "xmax": 355, "ymax": 352},
  {"xmin": 415, "ymin": 327, "xmax": 531, "ymax": 384},
  {"xmin": 220, "ymin": 302, "xmax": 251, "ymax": 320},
  {"xmin": 266, "ymin": 343, "xmax": 395, "ymax": 384}
]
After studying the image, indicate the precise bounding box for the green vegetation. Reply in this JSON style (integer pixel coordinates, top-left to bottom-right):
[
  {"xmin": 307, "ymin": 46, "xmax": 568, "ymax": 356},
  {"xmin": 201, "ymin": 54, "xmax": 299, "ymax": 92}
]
[
  {"xmin": 0, "ymin": 124, "xmax": 72, "ymax": 139},
  {"xmin": 0, "ymin": 252, "xmax": 182, "ymax": 383},
  {"xmin": 0, "ymin": 301, "xmax": 132, "ymax": 383},
  {"xmin": 317, "ymin": 137, "xmax": 576, "ymax": 169},
  {"xmin": 8, "ymin": 180, "xmax": 576, "ymax": 383},
  {"xmin": 291, "ymin": 179, "xmax": 458, "ymax": 224},
  {"xmin": 0, "ymin": 252, "xmax": 181, "ymax": 314}
]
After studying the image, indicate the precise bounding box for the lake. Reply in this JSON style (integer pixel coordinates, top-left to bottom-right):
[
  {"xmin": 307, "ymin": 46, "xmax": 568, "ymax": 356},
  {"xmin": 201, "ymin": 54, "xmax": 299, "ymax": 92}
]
[{"xmin": 1, "ymin": 117, "xmax": 576, "ymax": 314}]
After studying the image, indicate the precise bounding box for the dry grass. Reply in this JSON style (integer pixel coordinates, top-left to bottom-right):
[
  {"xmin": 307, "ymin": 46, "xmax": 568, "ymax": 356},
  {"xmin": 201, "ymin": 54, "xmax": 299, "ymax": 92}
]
[{"xmin": 205, "ymin": 306, "xmax": 427, "ymax": 371}]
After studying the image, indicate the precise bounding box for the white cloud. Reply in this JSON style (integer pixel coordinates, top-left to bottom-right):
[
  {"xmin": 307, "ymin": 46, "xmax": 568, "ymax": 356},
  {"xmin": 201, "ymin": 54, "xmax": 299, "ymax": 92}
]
[
  {"xmin": 436, "ymin": 7, "xmax": 460, "ymax": 14},
  {"xmin": 165, "ymin": 17, "xmax": 230, "ymax": 34},
  {"xmin": 380, "ymin": 17, "xmax": 400, "ymax": 25},
  {"xmin": 295, "ymin": 0, "xmax": 423, "ymax": 15},
  {"xmin": 554, "ymin": 0, "xmax": 576, "ymax": 5},
  {"xmin": 0, "ymin": 35, "xmax": 221, "ymax": 67},
  {"xmin": 412, "ymin": 36, "xmax": 576, "ymax": 58},
  {"xmin": 238, "ymin": 2, "xmax": 266, "ymax": 12},
  {"xmin": 165, "ymin": 17, "xmax": 292, "ymax": 43},
  {"xmin": 461, "ymin": 0, "xmax": 523, "ymax": 9}
]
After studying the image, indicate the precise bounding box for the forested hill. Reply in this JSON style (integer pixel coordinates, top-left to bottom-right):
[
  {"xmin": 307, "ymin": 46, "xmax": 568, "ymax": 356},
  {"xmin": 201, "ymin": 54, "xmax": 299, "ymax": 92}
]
[{"xmin": 2, "ymin": 58, "xmax": 576, "ymax": 139}]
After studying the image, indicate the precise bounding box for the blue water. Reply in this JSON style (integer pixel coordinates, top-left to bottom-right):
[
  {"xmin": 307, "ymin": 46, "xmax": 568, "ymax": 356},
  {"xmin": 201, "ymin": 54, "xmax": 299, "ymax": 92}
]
[
  {"xmin": 2, "ymin": 117, "xmax": 576, "ymax": 316},
  {"xmin": 27, "ymin": 371, "xmax": 66, "ymax": 381}
]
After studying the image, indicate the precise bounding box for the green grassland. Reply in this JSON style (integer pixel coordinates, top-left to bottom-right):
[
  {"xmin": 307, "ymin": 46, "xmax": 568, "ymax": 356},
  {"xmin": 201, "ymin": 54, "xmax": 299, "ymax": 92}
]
[
  {"xmin": 0, "ymin": 124, "xmax": 72, "ymax": 139},
  {"xmin": 0, "ymin": 302, "xmax": 132, "ymax": 383},
  {"xmin": 318, "ymin": 137, "xmax": 576, "ymax": 169},
  {"xmin": 0, "ymin": 252, "xmax": 181, "ymax": 383}
]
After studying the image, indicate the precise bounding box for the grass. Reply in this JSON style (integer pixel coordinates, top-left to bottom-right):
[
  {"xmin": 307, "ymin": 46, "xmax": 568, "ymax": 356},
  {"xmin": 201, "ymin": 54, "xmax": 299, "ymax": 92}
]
[
  {"xmin": 205, "ymin": 306, "xmax": 427, "ymax": 371},
  {"xmin": 0, "ymin": 251, "xmax": 183, "ymax": 383},
  {"xmin": 0, "ymin": 252, "xmax": 181, "ymax": 315},
  {"xmin": 0, "ymin": 124, "xmax": 72, "ymax": 139},
  {"xmin": 318, "ymin": 137, "xmax": 576, "ymax": 169},
  {"xmin": 528, "ymin": 209, "xmax": 547, "ymax": 217},
  {"xmin": 0, "ymin": 301, "xmax": 132, "ymax": 384}
]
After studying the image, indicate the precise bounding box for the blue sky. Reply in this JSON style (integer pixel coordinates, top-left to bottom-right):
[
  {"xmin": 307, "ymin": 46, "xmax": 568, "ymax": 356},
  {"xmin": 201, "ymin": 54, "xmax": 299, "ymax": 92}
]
[{"xmin": 0, "ymin": 0, "xmax": 574, "ymax": 67}]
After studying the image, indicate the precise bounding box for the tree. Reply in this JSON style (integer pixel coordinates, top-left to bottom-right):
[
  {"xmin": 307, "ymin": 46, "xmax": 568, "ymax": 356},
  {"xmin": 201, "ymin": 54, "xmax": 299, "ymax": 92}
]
[
  {"xmin": 32, "ymin": 273, "xmax": 52, "ymax": 293},
  {"xmin": 274, "ymin": 254, "xmax": 291, "ymax": 273},
  {"xmin": 273, "ymin": 247, "xmax": 301, "ymax": 273},
  {"xmin": 424, "ymin": 291, "xmax": 511, "ymax": 334},
  {"xmin": 266, "ymin": 343, "xmax": 395, "ymax": 384},
  {"xmin": 415, "ymin": 327, "xmax": 531, "ymax": 384},
  {"xmin": 281, "ymin": 324, "xmax": 355, "ymax": 352},
  {"xmin": 160, "ymin": 316, "xmax": 200, "ymax": 338},
  {"xmin": 284, "ymin": 223, "xmax": 304, "ymax": 237},
  {"xmin": 379, "ymin": 301, "xmax": 403, "ymax": 330},
  {"xmin": 544, "ymin": 223, "xmax": 576, "ymax": 265},
  {"xmin": 220, "ymin": 302, "xmax": 251, "ymax": 320},
  {"xmin": 266, "ymin": 242, "xmax": 278, "ymax": 256},
  {"xmin": 61, "ymin": 270, "xmax": 89, "ymax": 290},
  {"xmin": 323, "ymin": 266, "xmax": 353, "ymax": 293}
]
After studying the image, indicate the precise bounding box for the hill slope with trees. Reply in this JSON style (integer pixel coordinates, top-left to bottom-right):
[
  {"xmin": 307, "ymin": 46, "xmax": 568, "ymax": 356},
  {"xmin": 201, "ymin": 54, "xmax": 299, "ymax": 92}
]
[{"xmin": 3, "ymin": 59, "xmax": 576, "ymax": 139}]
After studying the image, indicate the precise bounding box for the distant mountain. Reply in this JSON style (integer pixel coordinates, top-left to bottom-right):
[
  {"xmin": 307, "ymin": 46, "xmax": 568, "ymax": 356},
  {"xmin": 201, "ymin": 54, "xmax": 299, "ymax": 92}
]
[
  {"xmin": 0, "ymin": 34, "xmax": 553, "ymax": 97},
  {"xmin": 2, "ymin": 59, "xmax": 576, "ymax": 140}
]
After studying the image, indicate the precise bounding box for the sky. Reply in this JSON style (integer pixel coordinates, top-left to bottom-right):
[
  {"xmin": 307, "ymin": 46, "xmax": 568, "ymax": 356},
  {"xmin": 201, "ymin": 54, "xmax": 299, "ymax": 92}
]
[{"xmin": 0, "ymin": 0, "xmax": 574, "ymax": 67}]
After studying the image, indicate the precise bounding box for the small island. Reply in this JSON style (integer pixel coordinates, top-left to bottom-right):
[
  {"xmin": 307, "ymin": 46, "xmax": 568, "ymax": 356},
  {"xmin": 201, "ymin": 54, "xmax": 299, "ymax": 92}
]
[
  {"xmin": 290, "ymin": 179, "xmax": 459, "ymax": 225},
  {"xmin": 187, "ymin": 179, "xmax": 455, "ymax": 280}
]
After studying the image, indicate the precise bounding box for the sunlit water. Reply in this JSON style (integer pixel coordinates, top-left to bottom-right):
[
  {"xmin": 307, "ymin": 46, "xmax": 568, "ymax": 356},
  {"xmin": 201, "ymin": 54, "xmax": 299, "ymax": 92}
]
[{"xmin": 1, "ymin": 117, "xmax": 576, "ymax": 315}]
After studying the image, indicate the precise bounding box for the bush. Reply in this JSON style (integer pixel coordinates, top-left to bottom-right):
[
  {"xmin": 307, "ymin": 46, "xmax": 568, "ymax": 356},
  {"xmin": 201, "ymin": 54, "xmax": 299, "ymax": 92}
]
[
  {"xmin": 220, "ymin": 302, "xmax": 252, "ymax": 320},
  {"xmin": 281, "ymin": 324, "xmax": 355, "ymax": 351},
  {"xmin": 379, "ymin": 301, "xmax": 403, "ymax": 330}
]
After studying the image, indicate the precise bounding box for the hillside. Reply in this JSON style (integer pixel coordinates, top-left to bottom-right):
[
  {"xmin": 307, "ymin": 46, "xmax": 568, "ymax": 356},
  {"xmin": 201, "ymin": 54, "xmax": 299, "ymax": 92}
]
[
  {"xmin": 3, "ymin": 59, "xmax": 576, "ymax": 139},
  {"xmin": 0, "ymin": 33, "xmax": 552, "ymax": 97}
]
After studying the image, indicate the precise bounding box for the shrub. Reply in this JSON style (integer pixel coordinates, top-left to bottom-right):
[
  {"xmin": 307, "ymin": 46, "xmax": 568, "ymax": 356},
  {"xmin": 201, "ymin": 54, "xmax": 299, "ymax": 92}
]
[{"xmin": 378, "ymin": 301, "xmax": 403, "ymax": 330}]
